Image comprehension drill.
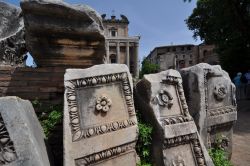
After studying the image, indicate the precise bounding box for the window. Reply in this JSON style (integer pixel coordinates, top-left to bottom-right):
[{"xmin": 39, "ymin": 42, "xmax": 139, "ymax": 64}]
[
  {"xmin": 187, "ymin": 46, "xmax": 191, "ymax": 50},
  {"xmin": 172, "ymin": 47, "xmax": 176, "ymax": 52},
  {"xmin": 203, "ymin": 50, "xmax": 208, "ymax": 57},
  {"xmin": 160, "ymin": 55, "xmax": 164, "ymax": 62},
  {"xmin": 109, "ymin": 27, "xmax": 117, "ymax": 37},
  {"xmin": 183, "ymin": 55, "xmax": 185, "ymax": 59},
  {"xmin": 189, "ymin": 60, "xmax": 193, "ymax": 65},
  {"xmin": 110, "ymin": 54, "xmax": 117, "ymax": 63},
  {"xmin": 111, "ymin": 30, "xmax": 116, "ymax": 37},
  {"xmin": 181, "ymin": 47, "xmax": 184, "ymax": 51},
  {"xmin": 190, "ymin": 54, "xmax": 192, "ymax": 58},
  {"xmin": 179, "ymin": 60, "xmax": 185, "ymax": 68}
]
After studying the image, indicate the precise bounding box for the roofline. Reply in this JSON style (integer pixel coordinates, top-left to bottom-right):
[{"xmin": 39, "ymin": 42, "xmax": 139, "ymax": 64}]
[
  {"xmin": 146, "ymin": 44, "xmax": 196, "ymax": 60},
  {"xmin": 154, "ymin": 44, "xmax": 195, "ymax": 50}
]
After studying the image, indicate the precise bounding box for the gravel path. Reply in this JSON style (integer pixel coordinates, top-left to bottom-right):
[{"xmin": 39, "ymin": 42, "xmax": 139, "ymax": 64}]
[{"xmin": 231, "ymin": 100, "xmax": 250, "ymax": 166}]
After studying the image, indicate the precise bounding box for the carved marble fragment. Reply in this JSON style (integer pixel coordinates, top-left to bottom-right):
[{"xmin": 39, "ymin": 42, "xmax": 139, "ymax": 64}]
[
  {"xmin": 0, "ymin": 113, "xmax": 17, "ymax": 165},
  {"xmin": 135, "ymin": 69, "xmax": 214, "ymax": 166},
  {"xmin": 0, "ymin": 2, "xmax": 27, "ymax": 66},
  {"xmin": 20, "ymin": 0, "xmax": 106, "ymax": 67},
  {"xmin": 181, "ymin": 63, "xmax": 237, "ymax": 158},
  {"xmin": 64, "ymin": 64, "xmax": 138, "ymax": 166},
  {"xmin": 0, "ymin": 96, "xmax": 50, "ymax": 166}
]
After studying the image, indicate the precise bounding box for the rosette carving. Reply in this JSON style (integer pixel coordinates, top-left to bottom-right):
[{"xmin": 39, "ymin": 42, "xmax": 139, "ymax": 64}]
[
  {"xmin": 158, "ymin": 89, "xmax": 173, "ymax": 108},
  {"xmin": 214, "ymin": 84, "xmax": 227, "ymax": 101},
  {"xmin": 96, "ymin": 95, "xmax": 112, "ymax": 113}
]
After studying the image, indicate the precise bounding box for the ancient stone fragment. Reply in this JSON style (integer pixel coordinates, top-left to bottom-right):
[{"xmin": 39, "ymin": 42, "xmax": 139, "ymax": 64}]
[
  {"xmin": 0, "ymin": 96, "xmax": 50, "ymax": 166},
  {"xmin": 20, "ymin": 0, "xmax": 106, "ymax": 67},
  {"xmin": 64, "ymin": 64, "xmax": 138, "ymax": 166},
  {"xmin": 135, "ymin": 69, "xmax": 214, "ymax": 166},
  {"xmin": 0, "ymin": 2, "xmax": 27, "ymax": 66},
  {"xmin": 181, "ymin": 63, "xmax": 237, "ymax": 158}
]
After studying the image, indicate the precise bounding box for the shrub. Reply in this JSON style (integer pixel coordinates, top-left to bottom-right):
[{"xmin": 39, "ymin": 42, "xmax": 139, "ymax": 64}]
[
  {"xmin": 209, "ymin": 148, "xmax": 233, "ymax": 166},
  {"xmin": 136, "ymin": 112, "xmax": 153, "ymax": 166},
  {"xmin": 209, "ymin": 135, "xmax": 233, "ymax": 166},
  {"xmin": 32, "ymin": 99, "xmax": 63, "ymax": 138}
]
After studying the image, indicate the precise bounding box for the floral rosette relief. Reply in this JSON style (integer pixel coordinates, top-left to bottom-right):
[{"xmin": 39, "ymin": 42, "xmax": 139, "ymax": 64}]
[
  {"xmin": 96, "ymin": 95, "xmax": 112, "ymax": 113},
  {"xmin": 158, "ymin": 89, "xmax": 174, "ymax": 108},
  {"xmin": 213, "ymin": 84, "xmax": 227, "ymax": 101}
]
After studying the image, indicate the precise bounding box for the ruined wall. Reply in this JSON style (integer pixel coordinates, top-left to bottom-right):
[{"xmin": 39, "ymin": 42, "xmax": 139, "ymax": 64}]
[{"xmin": 0, "ymin": 66, "xmax": 65, "ymax": 105}]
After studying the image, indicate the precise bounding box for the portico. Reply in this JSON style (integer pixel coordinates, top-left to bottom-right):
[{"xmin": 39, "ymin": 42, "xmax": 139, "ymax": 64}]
[{"xmin": 102, "ymin": 14, "xmax": 140, "ymax": 78}]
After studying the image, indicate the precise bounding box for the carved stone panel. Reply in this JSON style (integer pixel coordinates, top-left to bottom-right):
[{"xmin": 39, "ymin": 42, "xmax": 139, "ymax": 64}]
[
  {"xmin": 64, "ymin": 64, "xmax": 138, "ymax": 166},
  {"xmin": 0, "ymin": 96, "xmax": 50, "ymax": 166},
  {"xmin": 181, "ymin": 63, "xmax": 237, "ymax": 158},
  {"xmin": 135, "ymin": 69, "xmax": 214, "ymax": 166},
  {"xmin": 0, "ymin": 113, "xmax": 17, "ymax": 165}
]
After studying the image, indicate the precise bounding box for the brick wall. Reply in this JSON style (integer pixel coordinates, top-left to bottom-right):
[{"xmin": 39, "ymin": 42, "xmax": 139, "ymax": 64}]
[{"xmin": 0, "ymin": 66, "xmax": 66, "ymax": 105}]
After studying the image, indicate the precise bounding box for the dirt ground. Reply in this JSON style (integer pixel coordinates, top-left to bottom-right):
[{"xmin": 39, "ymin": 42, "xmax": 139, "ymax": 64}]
[{"xmin": 231, "ymin": 100, "xmax": 250, "ymax": 166}]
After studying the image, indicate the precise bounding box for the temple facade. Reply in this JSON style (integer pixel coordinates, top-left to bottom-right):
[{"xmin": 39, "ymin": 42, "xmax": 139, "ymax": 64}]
[{"xmin": 102, "ymin": 14, "xmax": 140, "ymax": 77}]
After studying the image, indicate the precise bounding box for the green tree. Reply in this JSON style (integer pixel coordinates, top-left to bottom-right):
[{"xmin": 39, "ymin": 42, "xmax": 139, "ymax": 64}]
[
  {"xmin": 186, "ymin": 0, "xmax": 250, "ymax": 73},
  {"xmin": 140, "ymin": 59, "xmax": 160, "ymax": 78}
]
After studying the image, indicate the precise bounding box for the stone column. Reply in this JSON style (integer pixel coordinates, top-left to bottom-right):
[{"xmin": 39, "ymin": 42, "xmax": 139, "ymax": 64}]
[
  {"xmin": 116, "ymin": 42, "xmax": 120, "ymax": 63},
  {"xmin": 126, "ymin": 42, "xmax": 130, "ymax": 69},
  {"xmin": 133, "ymin": 42, "xmax": 139, "ymax": 78},
  {"xmin": 106, "ymin": 41, "xmax": 110, "ymax": 63}
]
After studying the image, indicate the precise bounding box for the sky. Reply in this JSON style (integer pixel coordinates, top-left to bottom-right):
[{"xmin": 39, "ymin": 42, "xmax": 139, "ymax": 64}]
[{"xmin": 5, "ymin": 0, "xmax": 201, "ymax": 65}]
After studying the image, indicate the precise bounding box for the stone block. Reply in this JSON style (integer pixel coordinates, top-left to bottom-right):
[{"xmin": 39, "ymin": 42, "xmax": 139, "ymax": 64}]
[
  {"xmin": 20, "ymin": 0, "xmax": 106, "ymax": 67},
  {"xmin": 0, "ymin": 96, "xmax": 50, "ymax": 165},
  {"xmin": 135, "ymin": 69, "xmax": 214, "ymax": 166},
  {"xmin": 181, "ymin": 63, "xmax": 237, "ymax": 158},
  {"xmin": 64, "ymin": 64, "xmax": 138, "ymax": 166}
]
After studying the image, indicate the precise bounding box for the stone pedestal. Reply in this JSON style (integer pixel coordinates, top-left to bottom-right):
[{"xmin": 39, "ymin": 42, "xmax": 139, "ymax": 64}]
[
  {"xmin": 181, "ymin": 63, "xmax": 237, "ymax": 158},
  {"xmin": 64, "ymin": 64, "xmax": 138, "ymax": 166},
  {"xmin": 0, "ymin": 96, "xmax": 50, "ymax": 166},
  {"xmin": 135, "ymin": 69, "xmax": 213, "ymax": 166}
]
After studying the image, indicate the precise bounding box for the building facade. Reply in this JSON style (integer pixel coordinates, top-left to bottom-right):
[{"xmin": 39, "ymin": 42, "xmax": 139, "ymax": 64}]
[
  {"xmin": 197, "ymin": 44, "xmax": 219, "ymax": 65},
  {"xmin": 146, "ymin": 44, "xmax": 218, "ymax": 71},
  {"xmin": 102, "ymin": 14, "xmax": 140, "ymax": 77}
]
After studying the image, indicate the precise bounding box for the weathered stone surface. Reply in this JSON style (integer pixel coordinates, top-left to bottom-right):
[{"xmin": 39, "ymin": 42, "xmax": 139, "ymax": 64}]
[
  {"xmin": 64, "ymin": 64, "xmax": 138, "ymax": 166},
  {"xmin": 0, "ymin": 2, "xmax": 27, "ymax": 66},
  {"xmin": 135, "ymin": 69, "xmax": 214, "ymax": 166},
  {"xmin": 181, "ymin": 63, "xmax": 237, "ymax": 158},
  {"xmin": 0, "ymin": 96, "xmax": 50, "ymax": 166},
  {"xmin": 20, "ymin": 0, "xmax": 106, "ymax": 67}
]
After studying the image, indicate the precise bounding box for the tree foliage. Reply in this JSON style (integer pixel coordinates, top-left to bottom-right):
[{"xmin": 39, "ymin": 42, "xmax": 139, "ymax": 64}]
[
  {"xmin": 186, "ymin": 0, "xmax": 250, "ymax": 73},
  {"xmin": 140, "ymin": 59, "xmax": 160, "ymax": 78}
]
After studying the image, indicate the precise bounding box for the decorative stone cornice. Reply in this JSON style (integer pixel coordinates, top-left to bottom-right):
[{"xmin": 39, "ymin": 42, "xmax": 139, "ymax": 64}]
[{"xmin": 102, "ymin": 14, "xmax": 129, "ymax": 24}]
